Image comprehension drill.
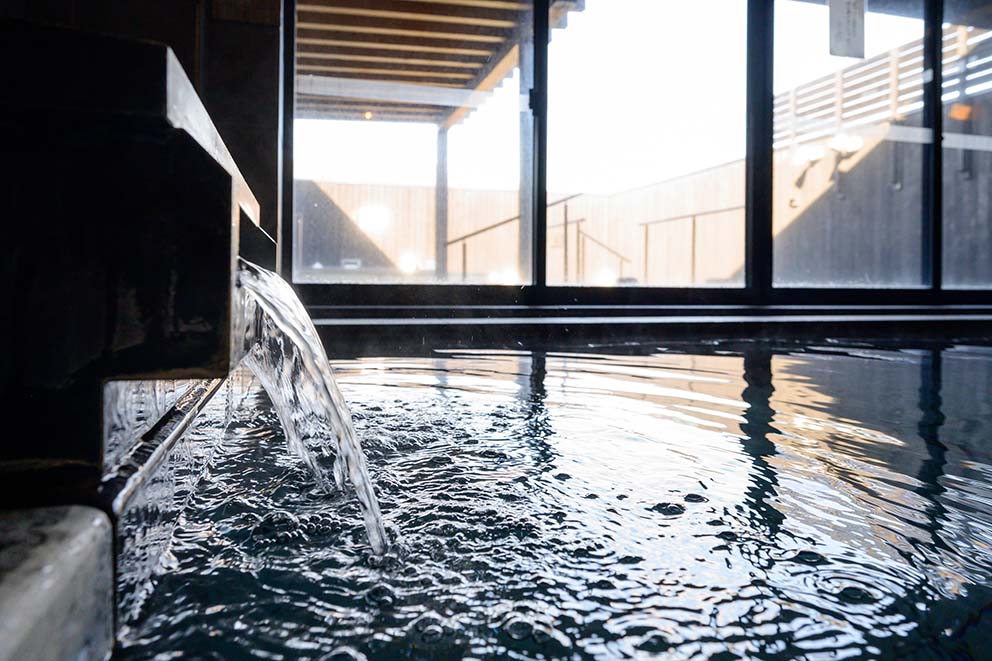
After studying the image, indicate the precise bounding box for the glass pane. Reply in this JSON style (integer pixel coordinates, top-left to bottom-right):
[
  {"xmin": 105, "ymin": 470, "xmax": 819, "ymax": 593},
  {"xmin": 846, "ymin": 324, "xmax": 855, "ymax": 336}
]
[
  {"xmin": 773, "ymin": 0, "xmax": 927, "ymax": 287},
  {"xmin": 292, "ymin": 3, "xmax": 534, "ymax": 284},
  {"xmin": 943, "ymin": 0, "xmax": 992, "ymax": 287},
  {"xmin": 546, "ymin": 1, "xmax": 747, "ymax": 288}
]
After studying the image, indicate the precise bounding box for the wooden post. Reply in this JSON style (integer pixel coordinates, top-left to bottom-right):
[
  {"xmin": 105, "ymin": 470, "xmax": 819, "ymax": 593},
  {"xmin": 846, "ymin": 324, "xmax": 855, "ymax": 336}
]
[
  {"xmin": 435, "ymin": 126, "xmax": 449, "ymax": 280},
  {"xmin": 690, "ymin": 215, "xmax": 697, "ymax": 285},
  {"xmin": 643, "ymin": 224, "xmax": 649, "ymax": 284},
  {"xmin": 563, "ymin": 204, "xmax": 569, "ymax": 283},
  {"xmin": 518, "ymin": 34, "xmax": 535, "ymax": 281},
  {"xmin": 577, "ymin": 228, "xmax": 585, "ymax": 283}
]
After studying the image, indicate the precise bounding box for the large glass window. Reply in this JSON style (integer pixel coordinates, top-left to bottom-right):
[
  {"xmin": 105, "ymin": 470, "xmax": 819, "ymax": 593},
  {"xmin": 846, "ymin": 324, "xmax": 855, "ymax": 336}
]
[
  {"xmin": 943, "ymin": 0, "xmax": 992, "ymax": 287},
  {"xmin": 286, "ymin": 0, "xmax": 992, "ymax": 302},
  {"xmin": 292, "ymin": 2, "xmax": 534, "ymax": 284},
  {"xmin": 546, "ymin": 0, "xmax": 747, "ymax": 288},
  {"xmin": 773, "ymin": 0, "xmax": 927, "ymax": 287}
]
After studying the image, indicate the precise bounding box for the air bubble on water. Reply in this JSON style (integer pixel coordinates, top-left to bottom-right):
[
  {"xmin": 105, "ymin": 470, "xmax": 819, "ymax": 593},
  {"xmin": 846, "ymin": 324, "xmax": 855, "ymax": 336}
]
[
  {"xmin": 649, "ymin": 503, "xmax": 686, "ymax": 516},
  {"xmin": 791, "ymin": 550, "xmax": 827, "ymax": 566},
  {"xmin": 505, "ymin": 618, "xmax": 533, "ymax": 641},
  {"xmin": 319, "ymin": 646, "xmax": 367, "ymax": 661},
  {"xmin": 364, "ymin": 584, "xmax": 395, "ymax": 609}
]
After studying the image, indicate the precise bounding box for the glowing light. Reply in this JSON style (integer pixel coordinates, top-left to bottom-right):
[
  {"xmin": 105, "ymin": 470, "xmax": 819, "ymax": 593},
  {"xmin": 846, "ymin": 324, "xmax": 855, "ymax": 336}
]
[
  {"xmin": 487, "ymin": 268, "xmax": 520, "ymax": 285},
  {"xmin": 364, "ymin": 111, "xmax": 373, "ymax": 120},
  {"xmin": 828, "ymin": 133, "xmax": 864, "ymax": 156},
  {"xmin": 398, "ymin": 253, "xmax": 419, "ymax": 274},
  {"xmin": 593, "ymin": 268, "xmax": 618, "ymax": 286},
  {"xmin": 792, "ymin": 143, "xmax": 826, "ymax": 165},
  {"xmin": 949, "ymin": 103, "xmax": 973, "ymax": 121},
  {"xmin": 355, "ymin": 205, "xmax": 392, "ymax": 236}
]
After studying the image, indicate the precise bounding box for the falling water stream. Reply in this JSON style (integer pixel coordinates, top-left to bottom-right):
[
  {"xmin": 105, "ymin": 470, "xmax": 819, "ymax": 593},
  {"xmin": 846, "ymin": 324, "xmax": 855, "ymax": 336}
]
[{"xmin": 237, "ymin": 262, "xmax": 387, "ymax": 554}]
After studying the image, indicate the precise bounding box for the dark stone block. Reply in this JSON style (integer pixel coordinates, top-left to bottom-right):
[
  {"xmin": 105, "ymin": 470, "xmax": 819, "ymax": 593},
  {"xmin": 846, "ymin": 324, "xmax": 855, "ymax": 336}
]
[{"xmin": 0, "ymin": 20, "xmax": 275, "ymax": 509}]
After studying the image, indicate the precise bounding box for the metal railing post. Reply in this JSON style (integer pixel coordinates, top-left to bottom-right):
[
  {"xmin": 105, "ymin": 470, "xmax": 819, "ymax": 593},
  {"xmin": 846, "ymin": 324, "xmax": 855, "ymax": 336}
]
[
  {"xmin": 563, "ymin": 203, "xmax": 569, "ymax": 283},
  {"xmin": 690, "ymin": 214, "xmax": 697, "ymax": 285},
  {"xmin": 577, "ymin": 227, "xmax": 585, "ymax": 282},
  {"xmin": 643, "ymin": 224, "xmax": 649, "ymax": 284}
]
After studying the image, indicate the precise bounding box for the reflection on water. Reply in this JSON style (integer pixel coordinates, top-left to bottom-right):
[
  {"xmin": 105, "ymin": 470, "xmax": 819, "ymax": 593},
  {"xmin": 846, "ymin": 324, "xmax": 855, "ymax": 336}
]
[{"xmin": 118, "ymin": 343, "xmax": 992, "ymax": 658}]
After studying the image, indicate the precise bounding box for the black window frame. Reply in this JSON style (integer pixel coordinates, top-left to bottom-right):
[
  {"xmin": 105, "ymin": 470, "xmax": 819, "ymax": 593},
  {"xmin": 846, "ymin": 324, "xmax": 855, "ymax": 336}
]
[{"xmin": 280, "ymin": 0, "xmax": 992, "ymax": 315}]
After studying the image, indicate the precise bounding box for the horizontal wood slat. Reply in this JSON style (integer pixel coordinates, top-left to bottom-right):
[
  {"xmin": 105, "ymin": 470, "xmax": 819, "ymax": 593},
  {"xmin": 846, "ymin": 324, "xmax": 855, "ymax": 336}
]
[
  {"xmin": 775, "ymin": 25, "xmax": 991, "ymax": 149},
  {"xmin": 293, "ymin": 0, "xmax": 576, "ymax": 125}
]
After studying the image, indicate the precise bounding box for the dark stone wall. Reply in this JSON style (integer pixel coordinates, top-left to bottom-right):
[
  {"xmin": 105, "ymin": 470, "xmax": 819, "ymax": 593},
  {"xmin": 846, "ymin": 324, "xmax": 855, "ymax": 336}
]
[
  {"xmin": 203, "ymin": 1, "xmax": 282, "ymax": 244},
  {"xmin": 1, "ymin": 0, "xmax": 204, "ymax": 85},
  {"xmin": 2, "ymin": 0, "xmax": 283, "ymax": 243}
]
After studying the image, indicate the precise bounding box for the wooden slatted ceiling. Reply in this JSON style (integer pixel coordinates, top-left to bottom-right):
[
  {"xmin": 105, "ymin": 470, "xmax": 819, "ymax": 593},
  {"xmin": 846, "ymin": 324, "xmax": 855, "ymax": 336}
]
[{"xmin": 296, "ymin": 0, "xmax": 582, "ymax": 125}]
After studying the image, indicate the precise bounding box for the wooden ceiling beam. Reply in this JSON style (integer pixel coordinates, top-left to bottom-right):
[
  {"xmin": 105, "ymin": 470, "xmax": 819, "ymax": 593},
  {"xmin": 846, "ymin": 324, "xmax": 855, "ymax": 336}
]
[
  {"xmin": 296, "ymin": 56, "xmax": 481, "ymax": 75},
  {"xmin": 297, "ymin": 0, "xmax": 521, "ymax": 27},
  {"xmin": 440, "ymin": 42, "xmax": 517, "ymax": 127},
  {"xmin": 297, "ymin": 103, "xmax": 442, "ymax": 114},
  {"xmin": 394, "ymin": 0, "xmax": 529, "ymax": 10},
  {"xmin": 296, "ymin": 50, "xmax": 486, "ymax": 69},
  {"xmin": 296, "ymin": 64, "xmax": 475, "ymax": 80},
  {"xmin": 297, "ymin": 95, "xmax": 447, "ymax": 111},
  {"xmin": 295, "ymin": 32, "xmax": 495, "ymax": 56},
  {"xmin": 296, "ymin": 14, "xmax": 510, "ymax": 41},
  {"xmin": 296, "ymin": 108, "xmax": 442, "ymax": 122},
  {"xmin": 297, "ymin": 68, "xmax": 471, "ymax": 86},
  {"xmin": 298, "ymin": 74, "xmax": 491, "ymax": 106},
  {"xmin": 434, "ymin": 0, "xmax": 582, "ymax": 127},
  {"xmin": 296, "ymin": 98, "xmax": 444, "ymax": 111},
  {"xmin": 296, "ymin": 107, "xmax": 447, "ymax": 123}
]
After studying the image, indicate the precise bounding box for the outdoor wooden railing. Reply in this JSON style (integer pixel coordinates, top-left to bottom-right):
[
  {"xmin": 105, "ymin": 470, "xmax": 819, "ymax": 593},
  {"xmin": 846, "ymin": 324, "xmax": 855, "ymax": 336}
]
[
  {"xmin": 640, "ymin": 205, "xmax": 745, "ymax": 284},
  {"xmin": 547, "ymin": 205, "xmax": 631, "ymax": 283},
  {"xmin": 773, "ymin": 24, "xmax": 991, "ymax": 148},
  {"xmin": 444, "ymin": 193, "xmax": 631, "ymax": 283},
  {"xmin": 445, "ymin": 194, "xmax": 583, "ymax": 281},
  {"xmin": 440, "ymin": 24, "xmax": 992, "ymax": 285}
]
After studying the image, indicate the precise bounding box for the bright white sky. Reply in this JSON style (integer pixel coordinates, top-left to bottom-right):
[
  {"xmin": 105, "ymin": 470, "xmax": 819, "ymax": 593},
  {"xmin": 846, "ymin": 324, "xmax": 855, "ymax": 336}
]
[{"xmin": 294, "ymin": 1, "xmax": 922, "ymax": 195}]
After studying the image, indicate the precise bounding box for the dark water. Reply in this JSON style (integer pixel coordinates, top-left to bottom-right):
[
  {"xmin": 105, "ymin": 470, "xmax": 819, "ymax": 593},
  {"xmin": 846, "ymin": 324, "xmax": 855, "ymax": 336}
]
[{"xmin": 117, "ymin": 342, "xmax": 992, "ymax": 659}]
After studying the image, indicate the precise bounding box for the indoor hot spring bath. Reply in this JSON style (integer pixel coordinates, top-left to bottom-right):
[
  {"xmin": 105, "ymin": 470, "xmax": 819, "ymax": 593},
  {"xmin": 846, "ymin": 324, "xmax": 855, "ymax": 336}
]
[{"xmin": 117, "ymin": 342, "xmax": 992, "ymax": 659}]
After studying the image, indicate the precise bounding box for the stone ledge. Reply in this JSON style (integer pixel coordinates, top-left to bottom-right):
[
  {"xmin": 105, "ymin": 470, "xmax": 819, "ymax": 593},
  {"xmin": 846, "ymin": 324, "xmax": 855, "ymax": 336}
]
[{"xmin": 0, "ymin": 506, "xmax": 113, "ymax": 661}]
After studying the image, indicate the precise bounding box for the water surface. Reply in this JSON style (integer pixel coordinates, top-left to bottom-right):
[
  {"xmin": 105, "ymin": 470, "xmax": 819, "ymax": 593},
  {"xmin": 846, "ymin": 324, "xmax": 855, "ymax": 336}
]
[{"xmin": 118, "ymin": 342, "xmax": 992, "ymax": 659}]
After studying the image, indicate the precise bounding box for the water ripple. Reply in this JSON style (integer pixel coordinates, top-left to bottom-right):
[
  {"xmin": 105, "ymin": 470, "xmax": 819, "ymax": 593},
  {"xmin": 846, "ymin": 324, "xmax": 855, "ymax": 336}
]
[{"xmin": 119, "ymin": 344, "xmax": 992, "ymax": 659}]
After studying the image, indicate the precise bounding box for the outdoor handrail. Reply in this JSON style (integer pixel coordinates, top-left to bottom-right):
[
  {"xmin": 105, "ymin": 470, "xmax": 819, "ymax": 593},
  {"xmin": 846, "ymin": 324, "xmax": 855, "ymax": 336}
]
[
  {"xmin": 445, "ymin": 214, "xmax": 518, "ymax": 246},
  {"xmin": 641, "ymin": 204, "xmax": 745, "ymax": 284},
  {"xmin": 577, "ymin": 228, "xmax": 630, "ymax": 263},
  {"xmin": 640, "ymin": 205, "xmax": 745, "ymax": 227},
  {"xmin": 445, "ymin": 193, "xmax": 583, "ymax": 246}
]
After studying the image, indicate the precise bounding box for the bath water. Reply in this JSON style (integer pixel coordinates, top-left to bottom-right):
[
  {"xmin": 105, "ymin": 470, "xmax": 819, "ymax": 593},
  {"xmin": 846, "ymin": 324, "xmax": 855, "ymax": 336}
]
[{"xmin": 118, "ymin": 339, "xmax": 992, "ymax": 658}]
